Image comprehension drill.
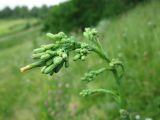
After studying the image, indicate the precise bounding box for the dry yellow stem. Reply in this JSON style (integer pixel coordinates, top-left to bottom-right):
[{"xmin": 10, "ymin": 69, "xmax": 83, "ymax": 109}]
[{"xmin": 20, "ymin": 65, "xmax": 32, "ymax": 72}]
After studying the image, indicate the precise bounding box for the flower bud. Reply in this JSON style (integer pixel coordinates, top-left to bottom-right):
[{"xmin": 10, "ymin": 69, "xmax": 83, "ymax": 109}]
[
  {"xmin": 46, "ymin": 59, "xmax": 53, "ymax": 66},
  {"xmin": 56, "ymin": 49, "xmax": 64, "ymax": 56},
  {"xmin": 62, "ymin": 53, "xmax": 67, "ymax": 59},
  {"xmin": 73, "ymin": 54, "xmax": 81, "ymax": 61},
  {"xmin": 53, "ymin": 56, "xmax": 63, "ymax": 65},
  {"xmin": 57, "ymin": 32, "xmax": 67, "ymax": 40},
  {"xmin": 81, "ymin": 48, "xmax": 88, "ymax": 54},
  {"xmin": 46, "ymin": 33, "xmax": 55, "ymax": 39},
  {"xmin": 83, "ymin": 28, "xmax": 98, "ymax": 40},
  {"xmin": 44, "ymin": 64, "xmax": 56, "ymax": 74},
  {"xmin": 49, "ymin": 70, "xmax": 54, "ymax": 76},
  {"xmin": 20, "ymin": 60, "xmax": 44, "ymax": 72},
  {"xmin": 81, "ymin": 56, "xmax": 85, "ymax": 61},
  {"xmin": 60, "ymin": 38, "xmax": 68, "ymax": 43},
  {"xmin": 75, "ymin": 49, "xmax": 81, "ymax": 53},
  {"xmin": 81, "ymin": 43, "xmax": 88, "ymax": 48},
  {"xmin": 33, "ymin": 48, "xmax": 45, "ymax": 53},
  {"xmin": 79, "ymin": 89, "xmax": 92, "ymax": 97},
  {"xmin": 30, "ymin": 60, "xmax": 45, "ymax": 67},
  {"xmin": 46, "ymin": 50, "xmax": 56, "ymax": 56},
  {"xmin": 54, "ymin": 62, "xmax": 64, "ymax": 73},
  {"xmin": 109, "ymin": 59, "xmax": 123, "ymax": 68},
  {"xmin": 42, "ymin": 44, "xmax": 55, "ymax": 49},
  {"xmin": 41, "ymin": 66, "xmax": 47, "ymax": 73},
  {"xmin": 41, "ymin": 54, "xmax": 51, "ymax": 60},
  {"xmin": 32, "ymin": 52, "xmax": 45, "ymax": 59}
]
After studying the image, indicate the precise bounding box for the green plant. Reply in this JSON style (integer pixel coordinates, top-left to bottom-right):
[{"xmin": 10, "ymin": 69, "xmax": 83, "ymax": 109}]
[{"xmin": 20, "ymin": 28, "xmax": 131, "ymax": 120}]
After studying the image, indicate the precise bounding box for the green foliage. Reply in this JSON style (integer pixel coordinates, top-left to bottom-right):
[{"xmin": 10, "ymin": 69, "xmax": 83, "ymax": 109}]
[
  {"xmin": 43, "ymin": 1, "xmax": 77, "ymax": 33},
  {"xmin": 43, "ymin": 0, "xmax": 147, "ymax": 33},
  {"xmin": 0, "ymin": 5, "xmax": 50, "ymax": 19}
]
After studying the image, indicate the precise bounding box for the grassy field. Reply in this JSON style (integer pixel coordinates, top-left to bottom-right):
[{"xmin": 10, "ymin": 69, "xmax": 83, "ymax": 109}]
[
  {"xmin": 0, "ymin": 1, "xmax": 160, "ymax": 120},
  {"xmin": 0, "ymin": 19, "xmax": 37, "ymax": 36}
]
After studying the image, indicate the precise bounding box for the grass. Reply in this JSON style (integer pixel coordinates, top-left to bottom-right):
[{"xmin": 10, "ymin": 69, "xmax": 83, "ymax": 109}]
[
  {"xmin": 0, "ymin": 0, "xmax": 160, "ymax": 119},
  {"xmin": 96, "ymin": 1, "xmax": 160, "ymax": 119},
  {"xmin": 0, "ymin": 19, "xmax": 37, "ymax": 37}
]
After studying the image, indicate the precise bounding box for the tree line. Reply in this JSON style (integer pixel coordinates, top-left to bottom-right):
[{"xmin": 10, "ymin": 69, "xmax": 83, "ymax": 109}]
[{"xmin": 0, "ymin": 5, "xmax": 50, "ymax": 19}]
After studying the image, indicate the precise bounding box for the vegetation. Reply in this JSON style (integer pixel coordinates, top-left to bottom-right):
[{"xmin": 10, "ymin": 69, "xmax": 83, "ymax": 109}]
[
  {"xmin": 43, "ymin": 0, "xmax": 147, "ymax": 33},
  {"xmin": 0, "ymin": 5, "xmax": 49, "ymax": 19},
  {"xmin": 0, "ymin": 0, "xmax": 159, "ymax": 120},
  {"xmin": 0, "ymin": 19, "xmax": 39, "ymax": 50},
  {"xmin": 0, "ymin": 19, "xmax": 37, "ymax": 36}
]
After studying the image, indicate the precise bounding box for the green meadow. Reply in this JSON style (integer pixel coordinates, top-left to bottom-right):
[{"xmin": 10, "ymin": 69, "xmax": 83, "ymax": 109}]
[{"xmin": 0, "ymin": 1, "xmax": 159, "ymax": 120}]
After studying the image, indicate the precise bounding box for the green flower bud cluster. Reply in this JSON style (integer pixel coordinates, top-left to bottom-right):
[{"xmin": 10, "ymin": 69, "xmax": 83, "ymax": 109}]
[
  {"xmin": 41, "ymin": 49, "xmax": 69, "ymax": 75},
  {"xmin": 20, "ymin": 30, "xmax": 93, "ymax": 75},
  {"xmin": 80, "ymin": 89, "xmax": 114, "ymax": 97},
  {"xmin": 21, "ymin": 46, "xmax": 69, "ymax": 75},
  {"xmin": 79, "ymin": 89, "xmax": 93, "ymax": 97},
  {"xmin": 46, "ymin": 32, "xmax": 67, "ymax": 41},
  {"xmin": 109, "ymin": 59, "xmax": 123, "ymax": 68},
  {"xmin": 73, "ymin": 43, "xmax": 91, "ymax": 61},
  {"xmin": 81, "ymin": 67, "xmax": 106, "ymax": 82},
  {"xmin": 20, "ymin": 32, "xmax": 72, "ymax": 74},
  {"xmin": 83, "ymin": 28, "xmax": 98, "ymax": 40}
]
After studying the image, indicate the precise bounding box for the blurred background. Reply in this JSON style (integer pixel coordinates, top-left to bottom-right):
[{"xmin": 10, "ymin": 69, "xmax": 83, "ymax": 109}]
[{"xmin": 0, "ymin": 0, "xmax": 159, "ymax": 119}]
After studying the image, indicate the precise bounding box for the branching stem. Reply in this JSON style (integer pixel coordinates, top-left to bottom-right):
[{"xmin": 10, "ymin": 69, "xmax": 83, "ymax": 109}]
[{"xmin": 92, "ymin": 43, "xmax": 131, "ymax": 120}]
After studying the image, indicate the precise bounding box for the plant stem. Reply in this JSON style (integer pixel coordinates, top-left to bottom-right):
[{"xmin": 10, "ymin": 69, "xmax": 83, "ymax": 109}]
[
  {"xmin": 92, "ymin": 46, "xmax": 110, "ymax": 63},
  {"xmin": 93, "ymin": 46, "xmax": 131, "ymax": 120}
]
